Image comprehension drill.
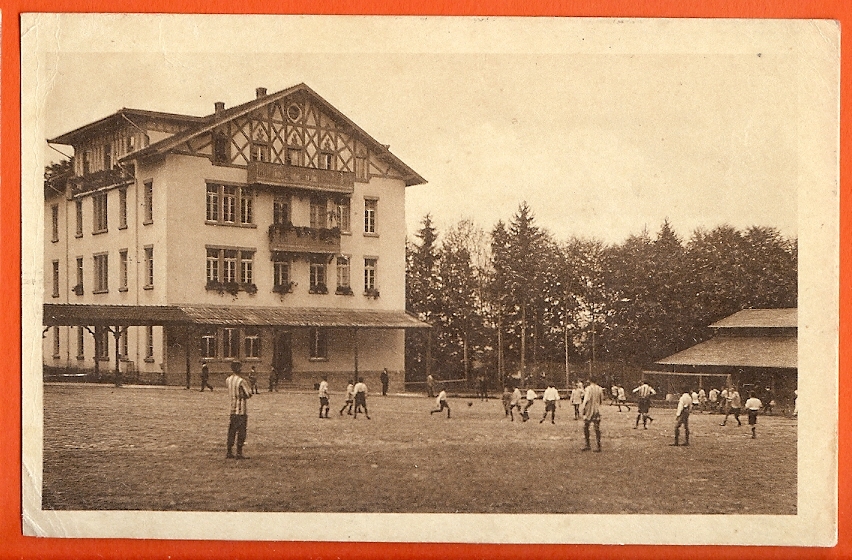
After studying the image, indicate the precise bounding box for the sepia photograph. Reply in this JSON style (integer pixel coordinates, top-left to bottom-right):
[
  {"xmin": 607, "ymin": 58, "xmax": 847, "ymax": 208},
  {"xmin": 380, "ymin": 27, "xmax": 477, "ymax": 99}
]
[{"xmin": 20, "ymin": 14, "xmax": 838, "ymax": 545}]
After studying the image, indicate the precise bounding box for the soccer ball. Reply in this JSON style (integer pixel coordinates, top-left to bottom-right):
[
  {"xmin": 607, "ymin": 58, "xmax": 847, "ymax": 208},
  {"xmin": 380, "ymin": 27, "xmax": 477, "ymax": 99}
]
[{"xmin": 467, "ymin": 401, "xmax": 473, "ymax": 407}]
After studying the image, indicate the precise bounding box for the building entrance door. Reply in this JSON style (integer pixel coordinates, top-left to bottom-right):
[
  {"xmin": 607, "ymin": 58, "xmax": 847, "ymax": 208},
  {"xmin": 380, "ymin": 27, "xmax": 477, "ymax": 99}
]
[{"xmin": 274, "ymin": 331, "xmax": 293, "ymax": 381}]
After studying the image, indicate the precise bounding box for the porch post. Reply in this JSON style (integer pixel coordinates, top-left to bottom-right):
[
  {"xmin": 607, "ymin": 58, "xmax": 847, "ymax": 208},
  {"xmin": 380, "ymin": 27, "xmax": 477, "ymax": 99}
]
[
  {"xmin": 92, "ymin": 326, "xmax": 100, "ymax": 381},
  {"xmin": 352, "ymin": 327, "xmax": 359, "ymax": 379},
  {"xmin": 425, "ymin": 328, "xmax": 432, "ymax": 381},
  {"xmin": 113, "ymin": 325, "xmax": 122, "ymax": 387},
  {"xmin": 185, "ymin": 325, "xmax": 192, "ymax": 389}
]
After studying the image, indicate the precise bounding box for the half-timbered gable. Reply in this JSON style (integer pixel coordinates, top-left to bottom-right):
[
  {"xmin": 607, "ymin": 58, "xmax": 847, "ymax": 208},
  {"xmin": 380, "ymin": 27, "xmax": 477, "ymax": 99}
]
[{"xmin": 128, "ymin": 83, "xmax": 423, "ymax": 186}]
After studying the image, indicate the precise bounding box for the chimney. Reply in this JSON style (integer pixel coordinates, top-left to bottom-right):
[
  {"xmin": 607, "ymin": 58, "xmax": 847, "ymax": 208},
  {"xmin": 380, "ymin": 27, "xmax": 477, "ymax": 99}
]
[
  {"xmin": 256, "ymin": 87, "xmax": 267, "ymax": 98},
  {"xmin": 214, "ymin": 101, "xmax": 225, "ymax": 114}
]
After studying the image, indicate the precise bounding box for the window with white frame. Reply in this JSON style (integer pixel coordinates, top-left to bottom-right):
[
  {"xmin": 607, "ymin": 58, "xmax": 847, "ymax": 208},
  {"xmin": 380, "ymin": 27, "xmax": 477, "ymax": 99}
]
[
  {"xmin": 93, "ymin": 253, "xmax": 108, "ymax": 293},
  {"xmin": 244, "ymin": 330, "xmax": 260, "ymax": 359},
  {"xmin": 309, "ymin": 257, "xmax": 327, "ymax": 293},
  {"xmin": 364, "ymin": 258, "xmax": 377, "ymax": 293},
  {"xmin": 240, "ymin": 192, "xmax": 253, "ymax": 225},
  {"xmin": 310, "ymin": 198, "xmax": 328, "ymax": 229},
  {"xmin": 75, "ymin": 199, "xmax": 83, "ymax": 238},
  {"xmin": 143, "ymin": 181, "xmax": 153, "ymax": 224},
  {"xmin": 119, "ymin": 250, "xmax": 128, "ymax": 291},
  {"xmin": 51, "ymin": 260, "xmax": 60, "ymax": 298},
  {"xmin": 309, "ymin": 328, "xmax": 328, "ymax": 360},
  {"xmin": 206, "ymin": 184, "xmax": 219, "ymax": 222},
  {"xmin": 51, "ymin": 205, "xmax": 59, "ymax": 242},
  {"xmin": 206, "ymin": 248, "xmax": 220, "ymax": 284},
  {"xmin": 336, "ymin": 198, "xmax": 350, "ymax": 233},
  {"xmin": 145, "ymin": 326, "xmax": 154, "ymax": 360},
  {"xmin": 93, "ymin": 192, "xmax": 108, "ymax": 233},
  {"xmin": 240, "ymin": 251, "xmax": 254, "ymax": 285},
  {"xmin": 223, "ymin": 250, "xmax": 238, "ymax": 284},
  {"xmin": 319, "ymin": 152, "xmax": 334, "ymax": 170},
  {"xmin": 206, "ymin": 248, "xmax": 255, "ymax": 289},
  {"xmin": 336, "ymin": 256, "xmax": 351, "ymax": 292},
  {"xmin": 206, "ymin": 183, "xmax": 253, "ymax": 226},
  {"xmin": 144, "ymin": 246, "xmax": 154, "ymax": 288},
  {"xmin": 273, "ymin": 258, "xmax": 291, "ymax": 292},
  {"xmin": 223, "ymin": 186, "xmax": 237, "ymax": 223},
  {"xmin": 223, "ymin": 328, "xmax": 239, "ymax": 359},
  {"xmin": 364, "ymin": 198, "xmax": 377, "ymax": 234},
  {"xmin": 201, "ymin": 329, "xmax": 217, "ymax": 358},
  {"xmin": 118, "ymin": 188, "xmax": 128, "ymax": 229}
]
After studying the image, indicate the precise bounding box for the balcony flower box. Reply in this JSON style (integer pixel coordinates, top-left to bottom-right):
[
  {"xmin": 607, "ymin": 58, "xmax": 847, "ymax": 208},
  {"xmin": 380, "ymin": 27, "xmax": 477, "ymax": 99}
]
[
  {"xmin": 364, "ymin": 288, "xmax": 380, "ymax": 299},
  {"xmin": 335, "ymin": 286, "xmax": 354, "ymax": 296},
  {"xmin": 273, "ymin": 282, "xmax": 295, "ymax": 295},
  {"xmin": 72, "ymin": 284, "xmax": 84, "ymax": 296},
  {"xmin": 309, "ymin": 283, "xmax": 329, "ymax": 295}
]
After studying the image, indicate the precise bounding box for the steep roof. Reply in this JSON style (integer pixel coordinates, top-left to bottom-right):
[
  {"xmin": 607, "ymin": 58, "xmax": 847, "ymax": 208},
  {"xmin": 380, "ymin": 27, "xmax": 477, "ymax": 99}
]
[
  {"xmin": 709, "ymin": 308, "xmax": 797, "ymax": 329},
  {"xmin": 48, "ymin": 108, "xmax": 206, "ymax": 145},
  {"xmin": 655, "ymin": 335, "xmax": 797, "ymax": 369},
  {"xmin": 120, "ymin": 83, "xmax": 426, "ymax": 187}
]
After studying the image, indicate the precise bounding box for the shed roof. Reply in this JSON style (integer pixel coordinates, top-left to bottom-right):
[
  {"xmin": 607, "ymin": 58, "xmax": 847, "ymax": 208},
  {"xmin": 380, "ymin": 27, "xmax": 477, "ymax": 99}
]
[
  {"xmin": 655, "ymin": 335, "xmax": 797, "ymax": 369},
  {"xmin": 43, "ymin": 304, "xmax": 431, "ymax": 329},
  {"xmin": 710, "ymin": 308, "xmax": 797, "ymax": 329}
]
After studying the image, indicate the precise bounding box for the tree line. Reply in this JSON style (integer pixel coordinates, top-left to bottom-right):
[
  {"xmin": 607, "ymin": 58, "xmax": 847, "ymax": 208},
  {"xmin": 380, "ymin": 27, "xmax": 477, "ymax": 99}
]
[{"xmin": 405, "ymin": 202, "xmax": 797, "ymax": 387}]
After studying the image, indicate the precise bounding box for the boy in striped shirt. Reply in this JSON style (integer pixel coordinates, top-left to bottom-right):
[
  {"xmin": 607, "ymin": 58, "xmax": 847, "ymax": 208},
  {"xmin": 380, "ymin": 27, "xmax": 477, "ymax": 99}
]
[
  {"xmin": 225, "ymin": 361, "xmax": 252, "ymax": 459},
  {"xmin": 632, "ymin": 380, "xmax": 655, "ymax": 429}
]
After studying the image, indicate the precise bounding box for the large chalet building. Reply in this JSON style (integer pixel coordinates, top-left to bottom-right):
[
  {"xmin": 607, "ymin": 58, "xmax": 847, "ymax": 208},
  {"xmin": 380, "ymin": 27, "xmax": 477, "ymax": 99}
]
[{"xmin": 43, "ymin": 83, "xmax": 429, "ymax": 390}]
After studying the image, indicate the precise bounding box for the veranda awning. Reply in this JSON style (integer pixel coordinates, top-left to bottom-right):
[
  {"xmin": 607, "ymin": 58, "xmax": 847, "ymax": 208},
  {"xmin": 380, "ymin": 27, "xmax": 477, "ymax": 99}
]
[{"xmin": 43, "ymin": 304, "xmax": 431, "ymax": 329}]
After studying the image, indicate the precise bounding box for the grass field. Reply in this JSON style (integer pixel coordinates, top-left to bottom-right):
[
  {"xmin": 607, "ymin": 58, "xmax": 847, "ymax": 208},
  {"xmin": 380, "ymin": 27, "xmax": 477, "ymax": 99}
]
[{"xmin": 42, "ymin": 383, "xmax": 796, "ymax": 514}]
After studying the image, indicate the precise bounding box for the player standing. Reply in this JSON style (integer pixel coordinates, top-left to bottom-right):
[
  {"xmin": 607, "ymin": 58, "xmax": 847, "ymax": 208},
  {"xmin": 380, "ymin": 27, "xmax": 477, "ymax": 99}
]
[
  {"xmin": 540, "ymin": 384, "xmax": 560, "ymax": 424},
  {"xmin": 672, "ymin": 387, "xmax": 692, "ymax": 447},
  {"xmin": 353, "ymin": 377, "xmax": 371, "ymax": 420},
  {"xmin": 318, "ymin": 377, "xmax": 330, "ymax": 419},
  {"xmin": 522, "ymin": 388, "xmax": 537, "ymax": 422},
  {"xmin": 570, "ymin": 382, "xmax": 584, "ymax": 420},
  {"xmin": 581, "ymin": 377, "xmax": 604, "ymax": 452},
  {"xmin": 744, "ymin": 392, "xmax": 763, "ymax": 438}
]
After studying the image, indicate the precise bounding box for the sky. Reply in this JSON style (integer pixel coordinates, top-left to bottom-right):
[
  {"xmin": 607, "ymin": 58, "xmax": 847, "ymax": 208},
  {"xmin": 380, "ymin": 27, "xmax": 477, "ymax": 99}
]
[{"xmin": 32, "ymin": 15, "xmax": 802, "ymax": 245}]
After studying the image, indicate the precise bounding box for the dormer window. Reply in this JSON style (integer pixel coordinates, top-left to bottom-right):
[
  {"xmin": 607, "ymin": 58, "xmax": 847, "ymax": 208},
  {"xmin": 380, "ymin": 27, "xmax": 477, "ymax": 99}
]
[
  {"xmin": 319, "ymin": 152, "xmax": 334, "ymax": 170},
  {"xmin": 250, "ymin": 143, "xmax": 270, "ymax": 163},
  {"xmin": 286, "ymin": 148, "xmax": 302, "ymax": 167}
]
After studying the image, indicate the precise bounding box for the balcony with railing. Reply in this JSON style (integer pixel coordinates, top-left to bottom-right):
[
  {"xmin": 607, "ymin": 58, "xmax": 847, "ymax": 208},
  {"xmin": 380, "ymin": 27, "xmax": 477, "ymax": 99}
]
[
  {"xmin": 69, "ymin": 166, "xmax": 135, "ymax": 195},
  {"xmin": 247, "ymin": 161, "xmax": 355, "ymax": 194},
  {"xmin": 268, "ymin": 223, "xmax": 341, "ymax": 255}
]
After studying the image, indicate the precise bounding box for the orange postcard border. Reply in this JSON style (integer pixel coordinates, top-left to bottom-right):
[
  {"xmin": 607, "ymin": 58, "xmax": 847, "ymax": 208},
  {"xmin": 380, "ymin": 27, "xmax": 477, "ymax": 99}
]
[{"xmin": 2, "ymin": 2, "xmax": 849, "ymax": 559}]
